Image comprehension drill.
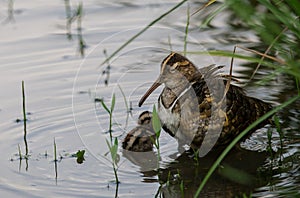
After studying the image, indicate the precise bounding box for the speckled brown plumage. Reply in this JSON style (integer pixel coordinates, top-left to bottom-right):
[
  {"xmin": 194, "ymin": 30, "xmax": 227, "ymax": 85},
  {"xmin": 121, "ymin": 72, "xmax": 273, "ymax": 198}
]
[
  {"xmin": 139, "ymin": 52, "xmax": 272, "ymax": 151},
  {"xmin": 122, "ymin": 111, "xmax": 156, "ymax": 152}
]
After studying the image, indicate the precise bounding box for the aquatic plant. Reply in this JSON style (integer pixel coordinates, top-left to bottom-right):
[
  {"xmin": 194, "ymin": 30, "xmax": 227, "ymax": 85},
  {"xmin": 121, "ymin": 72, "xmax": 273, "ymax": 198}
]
[
  {"xmin": 151, "ymin": 105, "xmax": 161, "ymax": 156},
  {"xmin": 100, "ymin": 94, "xmax": 119, "ymax": 197},
  {"xmin": 53, "ymin": 138, "xmax": 58, "ymax": 181},
  {"xmin": 22, "ymin": 81, "xmax": 29, "ymax": 158},
  {"xmin": 101, "ymin": 94, "xmax": 115, "ymax": 141},
  {"xmin": 75, "ymin": 150, "xmax": 85, "ymax": 164},
  {"xmin": 63, "ymin": 1, "xmax": 86, "ymax": 56},
  {"xmin": 183, "ymin": 3, "xmax": 190, "ymax": 56}
]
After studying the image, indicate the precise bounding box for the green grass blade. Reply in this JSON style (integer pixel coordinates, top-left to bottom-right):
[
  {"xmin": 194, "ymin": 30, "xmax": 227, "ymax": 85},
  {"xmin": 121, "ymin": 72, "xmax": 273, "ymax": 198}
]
[
  {"xmin": 194, "ymin": 95, "xmax": 300, "ymax": 197},
  {"xmin": 296, "ymin": 77, "xmax": 300, "ymax": 95},
  {"xmin": 101, "ymin": 100, "xmax": 110, "ymax": 114},
  {"xmin": 18, "ymin": 144, "xmax": 22, "ymax": 159},
  {"xmin": 200, "ymin": 3, "xmax": 227, "ymax": 28},
  {"xmin": 183, "ymin": 4, "xmax": 190, "ymax": 56},
  {"xmin": 111, "ymin": 93, "xmax": 116, "ymax": 113},
  {"xmin": 101, "ymin": 0, "xmax": 187, "ymax": 65},
  {"xmin": 118, "ymin": 84, "xmax": 129, "ymax": 112},
  {"xmin": 54, "ymin": 138, "xmax": 57, "ymax": 162},
  {"xmin": 286, "ymin": 0, "xmax": 300, "ymax": 16}
]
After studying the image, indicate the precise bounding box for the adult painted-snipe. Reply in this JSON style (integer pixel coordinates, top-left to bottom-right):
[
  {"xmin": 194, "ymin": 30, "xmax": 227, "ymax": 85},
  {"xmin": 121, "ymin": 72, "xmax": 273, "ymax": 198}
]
[
  {"xmin": 122, "ymin": 111, "xmax": 156, "ymax": 152},
  {"xmin": 138, "ymin": 52, "xmax": 272, "ymax": 154}
]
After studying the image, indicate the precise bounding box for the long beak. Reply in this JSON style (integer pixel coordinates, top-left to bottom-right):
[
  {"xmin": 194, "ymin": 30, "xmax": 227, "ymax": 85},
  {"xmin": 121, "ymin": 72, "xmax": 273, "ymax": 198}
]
[{"xmin": 138, "ymin": 80, "xmax": 161, "ymax": 107}]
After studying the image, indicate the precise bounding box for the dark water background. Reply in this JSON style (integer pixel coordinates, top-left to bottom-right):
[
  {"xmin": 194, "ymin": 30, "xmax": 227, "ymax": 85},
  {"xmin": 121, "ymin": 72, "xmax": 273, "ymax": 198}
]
[{"xmin": 0, "ymin": 1, "xmax": 299, "ymax": 197}]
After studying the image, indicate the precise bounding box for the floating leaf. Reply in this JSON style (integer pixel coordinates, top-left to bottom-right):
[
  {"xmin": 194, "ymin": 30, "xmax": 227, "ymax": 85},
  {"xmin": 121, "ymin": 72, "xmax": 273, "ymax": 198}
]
[{"xmin": 76, "ymin": 150, "xmax": 85, "ymax": 164}]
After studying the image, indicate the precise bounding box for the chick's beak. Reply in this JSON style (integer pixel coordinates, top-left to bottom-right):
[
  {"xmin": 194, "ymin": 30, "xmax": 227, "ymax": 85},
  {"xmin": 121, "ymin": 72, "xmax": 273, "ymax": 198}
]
[{"xmin": 138, "ymin": 79, "xmax": 162, "ymax": 107}]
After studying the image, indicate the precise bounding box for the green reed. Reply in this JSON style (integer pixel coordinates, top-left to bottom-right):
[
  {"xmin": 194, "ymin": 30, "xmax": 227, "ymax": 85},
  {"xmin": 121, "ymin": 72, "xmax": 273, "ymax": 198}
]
[
  {"xmin": 183, "ymin": 3, "xmax": 190, "ymax": 56},
  {"xmin": 53, "ymin": 138, "xmax": 58, "ymax": 182},
  {"xmin": 54, "ymin": 138, "xmax": 57, "ymax": 162},
  {"xmin": 118, "ymin": 84, "xmax": 129, "ymax": 114},
  {"xmin": 76, "ymin": 2, "xmax": 85, "ymax": 57},
  {"xmin": 63, "ymin": 1, "xmax": 85, "ymax": 56},
  {"xmin": 18, "ymin": 144, "xmax": 22, "ymax": 160},
  {"xmin": 101, "ymin": 0, "xmax": 187, "ymax": 65},
  {"xmin": 273, "ymin": 115, "xmax": 284, "ymax": 164},
  {"xmin": 101, "ymin": 94, "xmax": 119, "ymax": 197},
  {"xmin": 101, "ymin": 94, "xmax": 115, "ymax": 142},
  {"xmin": 118, "ymin": 84, "xmax": 131, "ymax": 129},
  {"xmin": 266, "ymin": 128, "xmax": 274, "ymax": 160},
  {"xmin": 180, "ymin": 179, "xmax": 184, "ymax": 198}
]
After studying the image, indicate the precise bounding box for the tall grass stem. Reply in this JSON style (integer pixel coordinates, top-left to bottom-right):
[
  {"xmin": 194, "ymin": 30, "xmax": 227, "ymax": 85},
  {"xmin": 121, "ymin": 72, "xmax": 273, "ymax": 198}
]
[
  {"xmin": 22, "ymin": 81, "xmax": 28, "ymax": 157},
  {"xmin": 101, "ymin": 0, "xmax": 187, "ymax": 65},
  {"xmin": 183, "ymin": 4, "xmax": 190, "ymax": 56}
]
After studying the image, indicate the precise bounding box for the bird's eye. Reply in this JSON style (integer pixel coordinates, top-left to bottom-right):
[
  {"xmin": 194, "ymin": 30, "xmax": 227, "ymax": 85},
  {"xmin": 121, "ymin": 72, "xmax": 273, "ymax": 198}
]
[{"xmin": 169, "ymin": 63, "xmax": 178, "ymax": 73}]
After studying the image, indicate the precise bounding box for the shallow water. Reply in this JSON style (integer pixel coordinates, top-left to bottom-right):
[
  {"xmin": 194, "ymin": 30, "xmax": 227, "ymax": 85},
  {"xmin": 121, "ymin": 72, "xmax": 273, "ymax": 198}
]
[{"xmin": 0, "ymin": 1, "xmax": 299, "ymax": 197}]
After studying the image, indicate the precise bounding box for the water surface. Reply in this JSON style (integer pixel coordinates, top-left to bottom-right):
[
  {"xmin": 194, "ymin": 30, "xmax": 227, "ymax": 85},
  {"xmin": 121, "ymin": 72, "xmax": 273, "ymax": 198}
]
[{"xmin": 0, "ymin": 1, "xmax": 299, "ymax": 197}]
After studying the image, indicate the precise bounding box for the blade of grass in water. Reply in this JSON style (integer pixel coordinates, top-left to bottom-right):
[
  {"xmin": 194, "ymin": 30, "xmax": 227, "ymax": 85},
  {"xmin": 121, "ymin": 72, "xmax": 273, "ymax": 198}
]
[
  {"xmin": 296, "ymin": 77, "xmax": 300, "ymax": 95},
  {"xmin": 183, "ymin": 4, "xmax": 190, "ymax": 56},
  {"xmin": 194, "ymin": 95, "xmax": 300, "ymax": 198},
  {"xmin": 22, "ymin": 81, "xmax": 28, "ymax": 157},
  {"xmin": 54, "ymin": 138, "xmax": 57, "ymax": 162},
  {"xmin": 118, "ymin": 84, "xmax": 129, "ymax": 113},
  {"xmin": 101, "ymin": 0, "xmax": 187, "ymax": 65},
  {"xmin": 18, "ymin": 144, "xmax": 22, "ymax": 159},
  {"xmin": 249, "ymin": 26, "xmax": 288, "ymax": 82},
  {"xmin": 199, "ymin": 3, "xmax": 227, "ymax": 28}
]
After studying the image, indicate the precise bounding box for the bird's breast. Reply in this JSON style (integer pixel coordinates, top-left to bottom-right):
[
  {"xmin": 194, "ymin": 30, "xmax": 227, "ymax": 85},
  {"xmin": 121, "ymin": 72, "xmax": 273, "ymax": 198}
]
[{"xmin": 158, "ymin": 95, "xmax": 180, "ymax": 137}]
